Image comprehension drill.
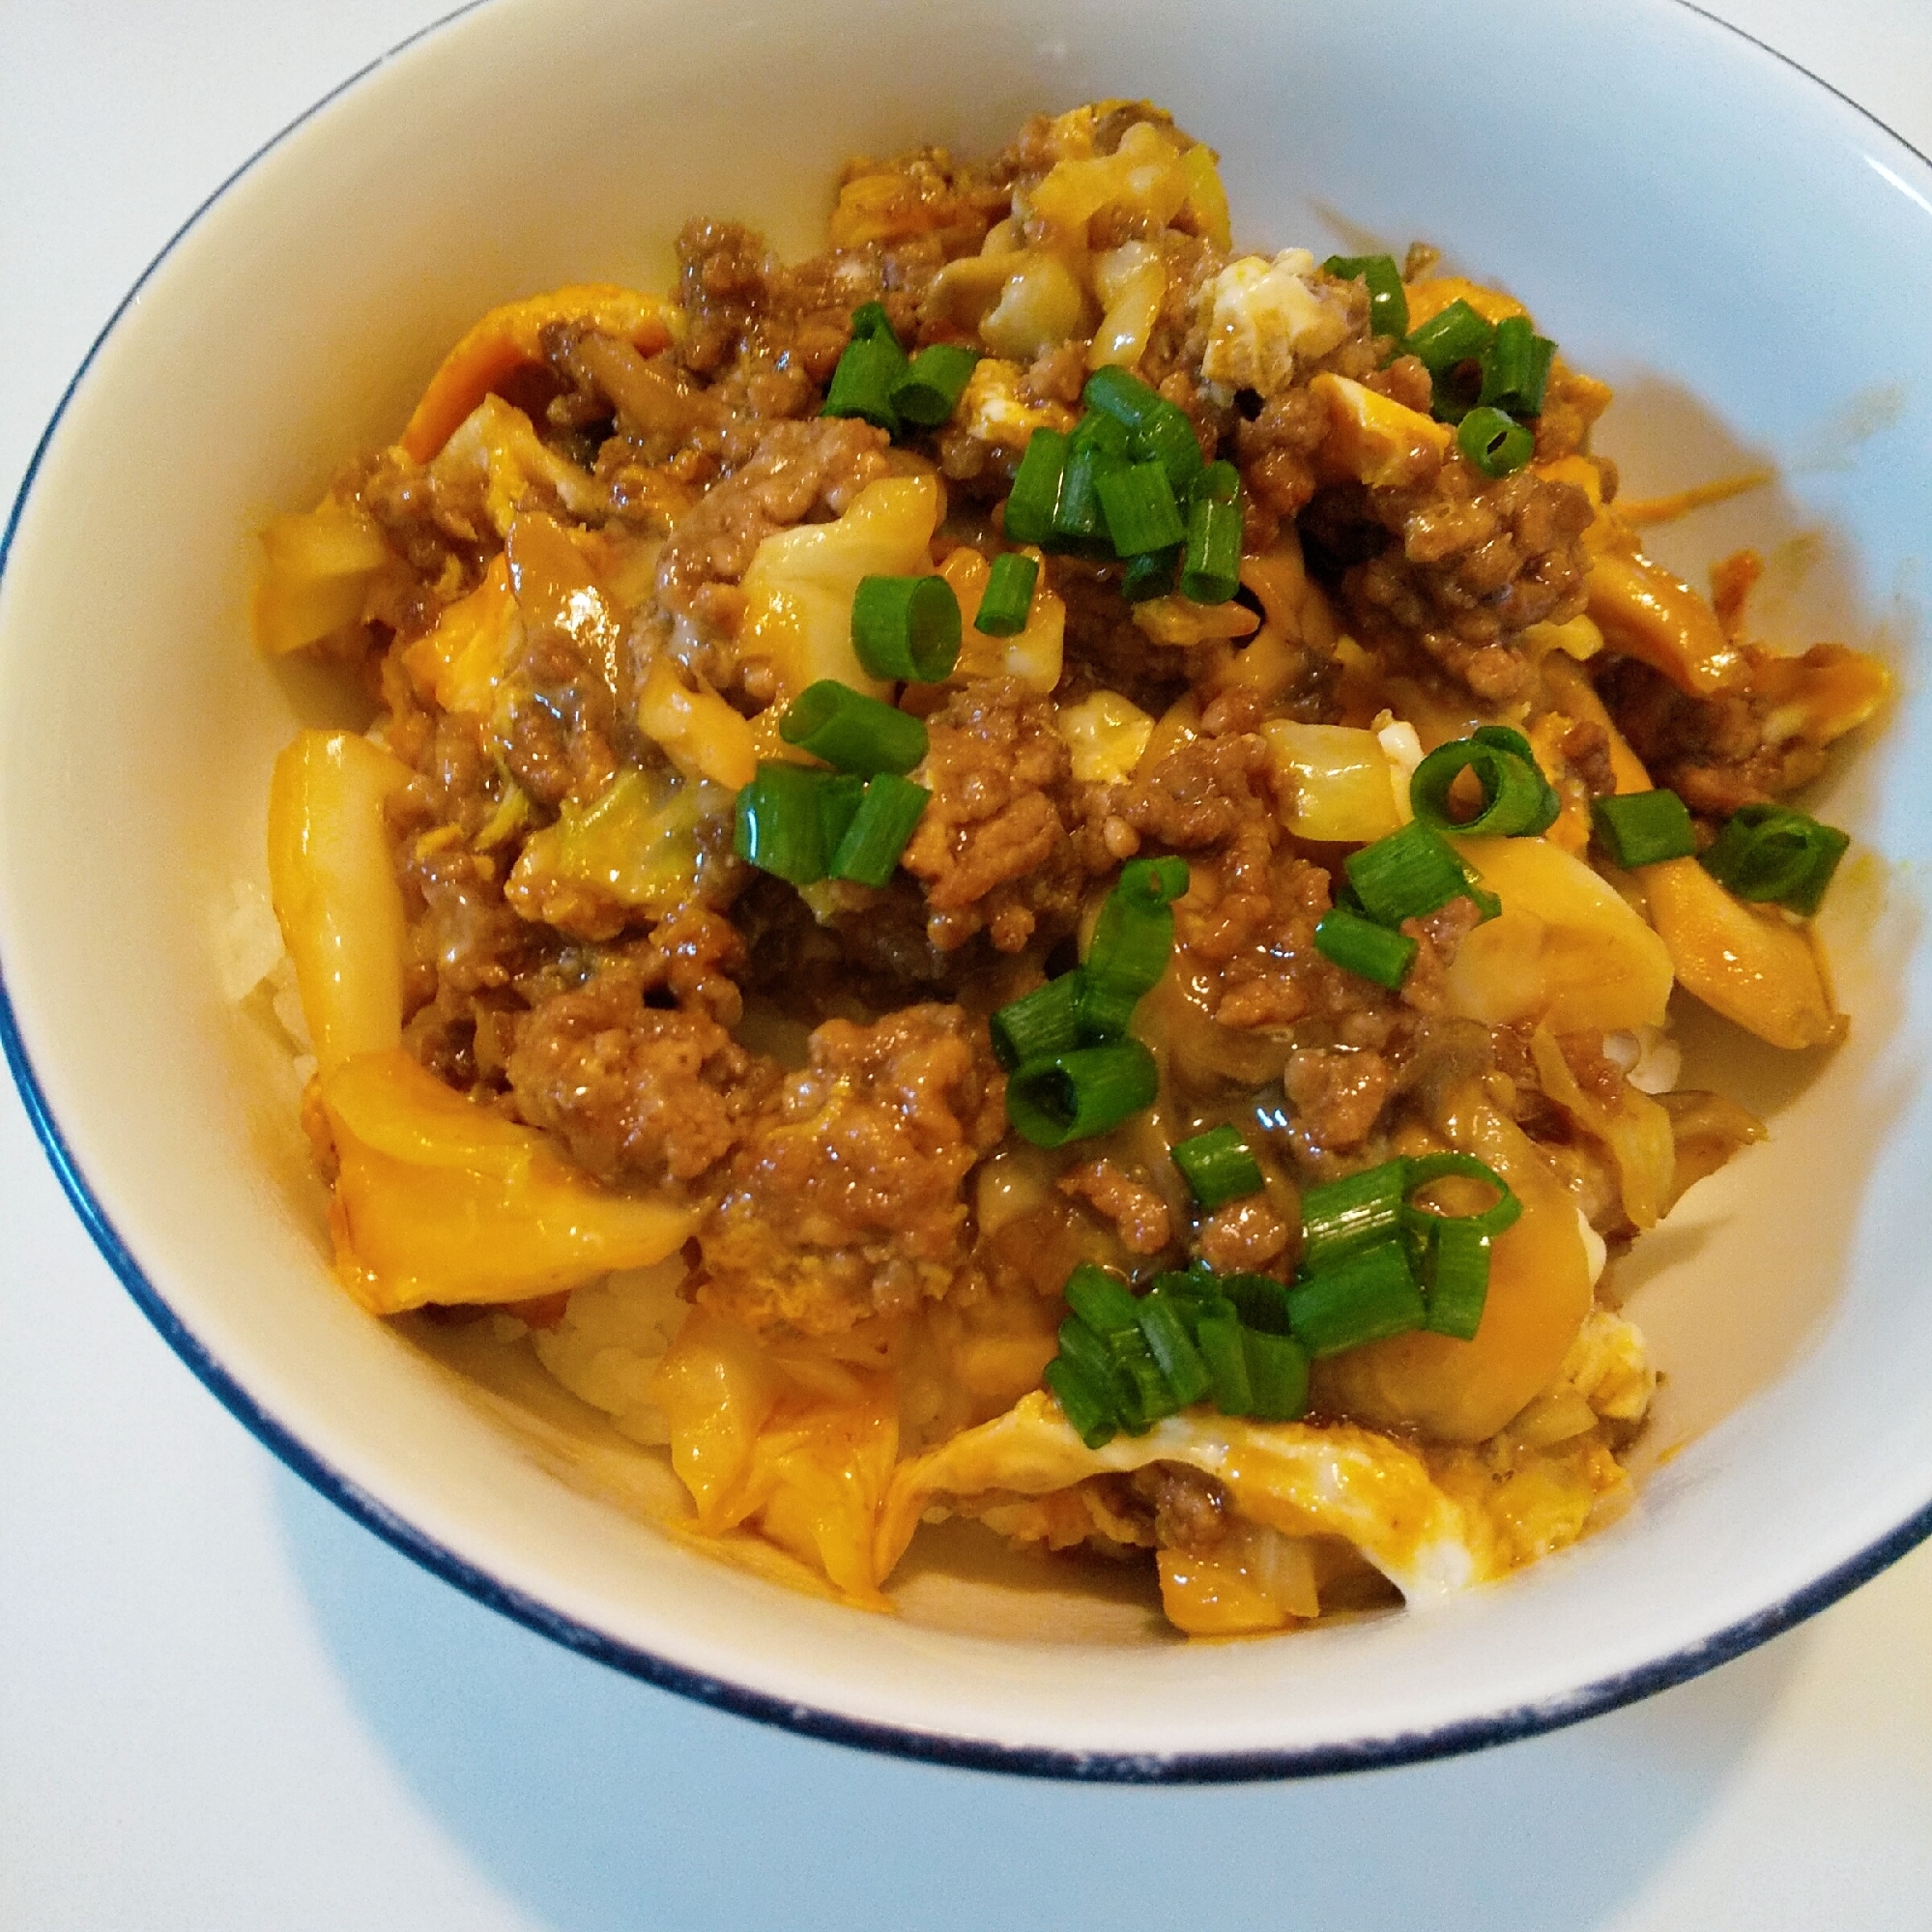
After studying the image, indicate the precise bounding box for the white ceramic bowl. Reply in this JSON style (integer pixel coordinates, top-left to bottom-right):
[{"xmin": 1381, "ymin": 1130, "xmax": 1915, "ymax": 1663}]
[{"xmin": 3, "ymin": 0, "xmax": 1929, "ymax": 1777}]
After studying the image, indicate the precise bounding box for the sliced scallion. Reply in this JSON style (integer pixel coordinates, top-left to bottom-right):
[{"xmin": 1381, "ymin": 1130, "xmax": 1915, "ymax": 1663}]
[
  {"xmin": 974, "ymin": 550, "xmax": 1039, "ymax": 637},
  {"xmin": 1181, "ymin": 486, "xmax": 1243, "ymax": 605},
  {"xmin": 1419, "ymin": 1218, "xmax": 1491, "ymax": 1341},
  {"xmin": 733, "ymin": 761, "xmax": 841, "ymax": 883},
  {"xmin": 1043, "ymin": 1356, "xmax": 1117, "ymax": 1448},
  {"xmin": 1403, "ymin": 299, "xmax": 1494, "ymax": 374},
  {"xmin": 891, "ymin": 344, "xmax": 981, "ymax": 427},
  {"xmin": 1082, "ymin": 366, "xmax": 1204, "ymax": 497},
  {"xmin": 989, "ymin": 972, "xmax": 1085, "ymax": 1071},
  {"xmin": 1299, "ymin": 1159, "xmax": 1411, "ymax": 1274},
  {"xmin": 1698, "ymin": 803, "xmax": 1849, "ymax": 916},
  {"xmin": 1284, "ymin": 1238, "xmax": 1427, "ymax": 1357},
  {"xmin": 1109, "ymin": 1323, "xmax": 1174, "ymax": 1428},
  {"xmin": 1592, "ymin": 788, "xmax": 1697, "ymax": 868},
  {"xmin": 1403, "ymin": 1151, "xmax": 1522, "ymax": 1241},
  {"xmin": 1322, "ymin": 252, "xmax": 1410, "ymax": 341},
  {"xmin": 1457, "ymin": 405, "xmax": 1535, "ymax": 478},
  {"xmin": 1097, "ymin": 460, "xmax": 1187, "ymax": 557},
  {"xmin": 779, "ymin": 679, "xmax": 928, "ymax": 775},
  {"xmin": 1194, "ymin": 1312, "xmax": 1254, "ymax": 1415},
  {"xmin": 1137, "ymin": 1295, "xmax": 1212, "ymax": 1407},
  {"xmin": 1478, "ymin": 315, "xmax": 1555, "ymax": 418},
  {"xmin": 1003, "ymin": 428, "xmax": 1070, "ymax": 545},
  {"xmin": 1242, "ymin": 1327, "xmax": 1311, "ymax": 1422},
  {"xmin": 1410, "ymin": 732, "xmax": 1556, "ymax": 838},
  {"xmin": 1171, "ymin": 1124, "xmax": 1265, "ymax": 1210},
  {"xmin": 822, "ymin": 317, "xmax": 908, "ymax": 432},
  {"xmin": 1313, "ymin": 905, "xmax": 1419, "ymax": 990},
  {"xmin": 1221, "ymin": 1271, "xmax": 1294, "ymax": 1336},
  {"xmin": 1006, "ymin": 1040, "xmax": 1160, "ymax": 1148},
  {"xmin": 1064, "ymin": 1261, "xmax": 1142, "ymax": 1337},
  {"xmin": 1052, "ymin": 416, "xmax": 1130, "ymax": 553},
  {"xmin": 1344, "ymin": 820, "xmax": 1474, "ymax": 925},
  {"xmin": 827, "ymin": 772, "xmax": 930, "ymax": 887},
  {"xmin": 851, "ymin": 573, "xmax": 963, "ymax": 682}
]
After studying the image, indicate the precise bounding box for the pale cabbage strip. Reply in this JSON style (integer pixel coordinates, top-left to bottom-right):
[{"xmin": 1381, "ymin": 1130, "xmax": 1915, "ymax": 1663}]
[{"xmin": 877, "ymin": 1391, "xmax": 1498, "ymax": 1606}]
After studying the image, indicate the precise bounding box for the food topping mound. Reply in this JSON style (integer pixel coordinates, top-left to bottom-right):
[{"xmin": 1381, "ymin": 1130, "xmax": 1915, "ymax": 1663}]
[{"xmin": 253, "ymin": 101, "xmax": 1885, "ymax": 1636}]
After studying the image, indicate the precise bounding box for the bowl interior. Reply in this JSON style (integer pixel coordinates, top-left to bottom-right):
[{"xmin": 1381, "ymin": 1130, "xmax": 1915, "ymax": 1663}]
[{"xmin": 3, "ymin": 0, "xmax": 1930, "ymax": 1772}]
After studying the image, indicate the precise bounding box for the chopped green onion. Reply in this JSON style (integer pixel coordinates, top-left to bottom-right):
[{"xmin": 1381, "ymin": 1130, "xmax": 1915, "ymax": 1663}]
[
  {"xmin": 1137, "ymin": 1295, "xmax": 1212, "ymax": 1407},
  {"xmin": 779, "ymin": 679, "xmax": 929, "ymax": 775},
  {"xmin": 1457, "ymin": 405, "xmax": 1536, "ymax": 478},
  {"xmin": 1082, "ymin": 366, "xmax": 1204, "ymax": 497},
  {"xmin": 974, "ymin": 550, "xmax": 1039, "ymax": 636},
  {"xmin": 1344, "ymin": 820, "xmax": 1475, "ymax": 925},
  {"xmin": 989, "ymin": 972, "xmax": 1085, "ymax": 1071},
  {"xmin": 851, "ymin": 574, "xmax": 962, "ymax": 682},
  {"xmin": 1097, "ymin": 460, "xmax": 1187, "ymax": 557},
  {"xmin": 1120, "ymin": 854, "xmax": 1191, "ymax": 903},
  {"xmin": 1052, "ymin": 416, "xmax": 1130, "ymax": 553},
  {"xmin": 734, "ymin": 761, "xmax": 849, "ymax": 883},
  {"xmin": 1699, "ymin": 803, "xmax": 1850, "ymax": 916},
  {"xmin": 1419, "ymin": 1218, "xmax": 1491, "ymax": 1341},
  {"xmin": 1403, "ymin": 299, "xmax": 1494, "ymax": 374},
  {"xmin": 1593, "ymin": 789, "xmax": 1697, "ymax": 868},
  {"xmin": 818, "ymin": 773, "xmax": 868, "ymax": 858},
  {"xmin": 1109, "ymin": 1323, "xmax": 1175, "ymax": 1428},
  {"xmin": 1403, "ymin": 1152, "xmax": 1522, "ymax": 1241},
  {"xmin": 1194, "ymin": 1313, "xmax": 1254, "ymax": 1415},
  {"xmin": 1055, "ymin": 1315, "xmax": 1136, "ymax": 1430},
  {"xmin": 1242, "ymin": 1328, "xmax": 1311, "ymax": 1421},
  {"xmin": 1410, "ymin": 732, "xmax": 1557, "ymax": 838},
  {"xmin": 1322, "ymin": 253, "xmax": 1410, "ymax": 340},
  {"xmin": 822, "ymin": 331, "xmax": 907, "ymax": 432},
  {"xmin": 1006, "ymin": 1040, "xmax": 1160, "ymax": 1147},
  {"xmin": 1043, "ymin": 1356, "xmax": 1117, "ymax": 1448},
  {"xmin": 848, "ymin": 302, "xmax": 900, "ymax": 347},
  {"xmin": 1479, "ymin": 315, "xmax": 1555, "ymax": 418},
  {"xmin": 1172, "ymin": 1125, "xmax": 1265, "ymax": 1210},
  {"xmin": 1075, "ymin": 976, "xmax": 1140, "ymax": 1044},
  {"xmin": 891, "ymin": 344, "xmax": 981, "ymax": 427},
  {"xmin": 1181, "ymin": 485, "xmax": 1243, "ymax": 605},
  {"xmin": 1284, "ymin": 1239, "xmax": 1427, "ymax": 1357},
  {"xmin": 1003, "ymin": 428, "xmax": 1069, "ymax": 545},
  {"xmin": 828, "ymin": 772, "xmax": 930, "ymax": 887},
  {"xmin": 1064, "ymin": 1261, "xmax": 1142, "ymax": 1337},
  {"xmin": 1299, "ymin": 1159, "xmax": 1411, "ymax": 1274},
  {"xmin": 1195, "ymin": 458, "xmax": 1240, "ymax": 504},
  {"xmin": 1122, "ymin": 546, "xmax": 1180, "ymax": 601},
  {"xmin": 1221, "ymin": 1271, "xmax": 1294, "ymax": 1336},
  {"xmin": 1451, "ymin": 850, "xmax": 1504, "ymax": 922},
  {"xmin": 1313, "ymin": 906, "xmax": 1419, "ymax": 990},
  {"xmin": 1081, "ymin": 364, "xmax": 1167, "ymax": 430},
  {"xmin": 1081, "ymin": 888, "xmax": 1175, "ymax": 1024}
]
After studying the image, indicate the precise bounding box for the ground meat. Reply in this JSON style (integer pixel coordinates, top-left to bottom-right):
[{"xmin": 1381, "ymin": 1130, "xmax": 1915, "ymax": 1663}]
[
  {"xmin": 1283, "ymin": 1047, "xmax": 1394, "ymax": 1162},
  {"xmin": 1328, "ymin": 458, "xmax": 1596, "ymax": 699},
  {"xmin": 1129, "ymin": 1462, "xmax": 1227, "ymax": 1554},
  {"xmin": 900, "ymin": 678, "xmax": 1088, "ymax": 952},
  {"xmin": 505, "ymin": 941, "xmax": 771, "ymax": 1188},
  {"xmin": 1057, "ymin": 1158, "xmax": 1173, "ymax": 1255},
  {"xmin": 1107, "ymin": 727, "xmax": 1274, "ymax": 852},
  {"xmin": 653, "ymin": 416, "xmax": 893, "ymax": 682},
  {"xmin": 1233, "ymin": 385, "xmax": 1327, "ymax": 527},
  {"xmin": 1193, "ymin": 1195, "xmax": 1291, "ymax": 1274},
  {"xmin": 1593, "ymin": 650, "xmax": 1835, "ymax": 817},
  {"xmin": 697, "ymin": 1004, "xmax": 1007, "ymax": 1333}
]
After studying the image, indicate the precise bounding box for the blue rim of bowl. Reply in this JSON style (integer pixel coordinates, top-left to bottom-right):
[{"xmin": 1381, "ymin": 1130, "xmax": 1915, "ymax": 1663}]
[{"xmin": 4, "ymin": 0, "xmax": 1932, "ymax": 1783}]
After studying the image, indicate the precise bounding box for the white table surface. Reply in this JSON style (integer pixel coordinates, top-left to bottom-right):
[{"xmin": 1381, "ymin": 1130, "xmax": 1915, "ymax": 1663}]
[{"xmin": 4, "ymin": 5, "xmax": 1930, "ymax": 1926}]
